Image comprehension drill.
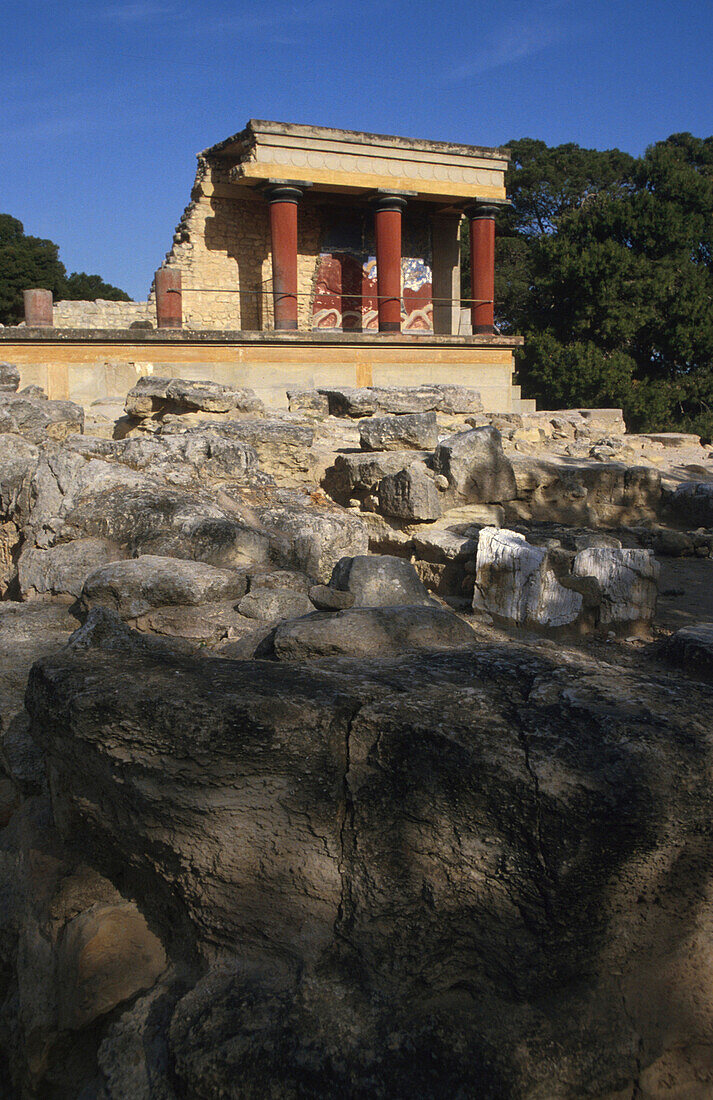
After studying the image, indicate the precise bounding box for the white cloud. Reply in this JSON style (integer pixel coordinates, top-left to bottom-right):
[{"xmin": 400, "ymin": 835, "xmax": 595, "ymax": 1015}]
[{"xmin": 444, "ymin": 3, "xmax": 583, "ymax": 82}]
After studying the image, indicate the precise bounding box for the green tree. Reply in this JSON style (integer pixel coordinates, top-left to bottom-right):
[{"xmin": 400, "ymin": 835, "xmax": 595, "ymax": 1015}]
[
  {"xmin": 478, "ymin": 135, "xmax": 713, "ymax": 435},
  {"xmin": 0, "ymin": 214, "xmax": 67, "ymax": 324},
  {"xmin": 0, "ymin": 214, "xmax": 130, "ymax": 325}
]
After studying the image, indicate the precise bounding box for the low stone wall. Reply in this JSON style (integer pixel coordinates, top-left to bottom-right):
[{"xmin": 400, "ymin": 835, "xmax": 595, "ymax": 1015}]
[
  {"xmin": 53, "ymin": 299, "xmax": 155, "ymax": 329},
  {"xmin": 0, "ymin": 332, "xmax": 524, "ymax": 412}
]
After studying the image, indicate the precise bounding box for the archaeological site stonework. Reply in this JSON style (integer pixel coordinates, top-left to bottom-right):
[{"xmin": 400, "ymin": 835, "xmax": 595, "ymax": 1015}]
[{"xmin": 1, "ymin": 121, "xmax": 525, "ymax": 414}]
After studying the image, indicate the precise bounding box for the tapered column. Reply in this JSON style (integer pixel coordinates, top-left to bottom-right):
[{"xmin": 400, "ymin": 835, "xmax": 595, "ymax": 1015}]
[
  {"xmin": 23, "ymin": 289, "xmax": 53, "ymax": 327},
  {"xmin": 465, "ymin": 202, "xmax": 499, "ymax": 334},
  {"xmin": 155, "ymin": 268, "xmax": 182, "ymax": 328},
  {"xmin": 373, "ymin": 193, "xmax": 407, "ymax": 332},
  {"xmin": 265, "ymin": 184, "xmax": 303, "ymax": 330}
]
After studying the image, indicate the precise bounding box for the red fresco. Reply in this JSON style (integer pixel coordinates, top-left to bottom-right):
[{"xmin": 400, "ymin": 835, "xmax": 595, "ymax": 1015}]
[{"xmin": 312, "ymin": 253, "xmax": 431, "ymax": 331}]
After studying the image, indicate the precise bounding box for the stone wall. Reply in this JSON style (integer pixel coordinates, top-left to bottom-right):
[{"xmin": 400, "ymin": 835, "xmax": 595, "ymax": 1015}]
[
  {"xmin": 163, "ymin": 155, "xmax": 435, "ymax": 333},
  {"xmin": 53, "ymin": 299, "xmax": 155, "ymax": 329}
]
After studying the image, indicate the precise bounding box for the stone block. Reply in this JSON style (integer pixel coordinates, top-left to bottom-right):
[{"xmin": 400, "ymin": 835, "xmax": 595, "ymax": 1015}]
[
  {"xmin": 378, "ymin": 465, "xmax": 443, "ymax": 522},
  {"xmin": 433, "ymin": 426, "xmax": 517, "ymax": 503},
  {"xmin": 359, "ymin": 412, "xmax": 438, "ymax": 452}
]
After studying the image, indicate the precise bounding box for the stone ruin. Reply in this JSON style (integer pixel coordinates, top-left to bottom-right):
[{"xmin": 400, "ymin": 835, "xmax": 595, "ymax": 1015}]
[{"xmin": 0, "ymin": 362, "xmax": 713, "ymax": 1097}]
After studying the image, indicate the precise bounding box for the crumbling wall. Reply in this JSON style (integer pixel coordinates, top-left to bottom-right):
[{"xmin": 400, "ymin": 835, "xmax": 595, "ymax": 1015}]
[
  {"xmin": 161, "ymin": 155, "xmax": 322, "ymax": 331},
  {"xmin": 53, "ymin": 299, "xmax": 154, "ymax": 329}
]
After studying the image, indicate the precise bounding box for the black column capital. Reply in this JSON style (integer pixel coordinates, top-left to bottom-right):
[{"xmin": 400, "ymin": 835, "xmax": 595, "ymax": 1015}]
[
  {"xmin": 463, "ymin": 201, "xmax": 501, "ymax": 221},
  {"xmin": 263, "ymin": 184, "xmax": 305, "ymax": 205},
  {"xmin": 371, "ymin": 191, "xmax": 410, "ymax": 213}
]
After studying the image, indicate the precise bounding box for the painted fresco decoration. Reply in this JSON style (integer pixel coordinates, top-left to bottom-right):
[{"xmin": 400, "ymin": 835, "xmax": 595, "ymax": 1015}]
[
  {"xmin": 312, "ymin": 208, "xmax": 433, "ymax": 331},
  {"xmin": 312, "ymin": 254, "xmax": 433, "ymax": 331}
]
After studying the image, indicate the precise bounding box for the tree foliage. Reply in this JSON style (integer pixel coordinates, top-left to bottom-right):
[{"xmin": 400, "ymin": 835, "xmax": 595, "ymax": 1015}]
[
  {"xmin": 0, "ymin": 214, "xmax": 130, "ymax": 325},
  {"xmin": 465, "ymin": 134, "xmax": 713, "ymax": 435}
]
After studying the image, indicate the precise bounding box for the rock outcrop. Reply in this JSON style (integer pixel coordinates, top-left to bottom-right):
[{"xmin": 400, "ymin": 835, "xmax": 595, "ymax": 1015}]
[{"xmin": 22, "ymin": 641, "xmax": 713, "ymax": 1098}]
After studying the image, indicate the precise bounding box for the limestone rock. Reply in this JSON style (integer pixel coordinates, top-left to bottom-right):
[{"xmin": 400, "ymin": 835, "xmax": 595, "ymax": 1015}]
[
  {"xmin": 668, "ymin": 482, "xmax": 713, "ymax": 527},
  {"xmin": 18, "ymin": 538, "xmax": 126, "ymax": 600},
  {"xmin": 330, "ymin": 553, "xmax": 432, "ymax": 607},
  {"xmin": 0, "ymin": 433, "xmax": 39, "ymax": 528},
  {"xmin": 0, "ymin": 362, "xmax": 20, "ymax": 392},
  {"xmin": 56, "ymin": 902, "xmax": 166, "ymax": 1031},
  {"xmin": 308, "ymin": 584, "xmax": 355, "ymax": 611},
  {"xmin": 359, "ymin": 412, "xmax": 438, "ymax": 452},
  {"xmin": 319, "ymin": 384, "xmax": 482, "ymax": 417},
  {"xmin": 247, "ymin": 569, "xmax": 312, "ymax": 593},
  {"xmin": 661, "ymin": 623, "xmax": 713, "ymax": 676},
  {"xmin": 433, "ymin": 426, "xmax": 517, "ymax": 503},
  {"xmin": 125, "ymin": 376, "xmax": 264, "ymax": 418},
  {"xmin": 473, "ymin": 528, "xmax": 583, "ymax": 628},
  {"xmin": 274, "ymin": 605, "xmax": 476, "ymax": 660},
  {"xmin": 161, "ymin": 417, "xmax": 314, "ymax": 487},
  {"xmin": 24, "ymin": 643, "xmax": 713, "ymax": 1097},
  {"xmin": 259, "ymin": 501, "xmax": 368, "ymax": 582},
  {"xmin": 287, "ymin": 389, "xmax": 330, "ymax": 417},
  {"xmin": 0, "ymin": 394, "xmax": 84, "ymax": 444},
  {"xmin": 473, "ymin": 527, "xmax": 658, "ymax": 631},
  {"xmin": 238, "ymin": 586, "xmax": 313, "ymax": 622},
  {"xmin": 572, "ymin": 547, "xmax": 659, "ymax": 626},
  {"xmin": 331, "ymin": 449, "xmax": 431, "ymax": 493},
  {"xmin": 81, "ymin": 555, "xmax": 247, "ymax": 619},
  {"xmin": 378, "ymin": 464, "xmax": 443, "ymax": 522},
  {"xmin": 50, "ymin": 479, "xmax": 269, "ymax": 569}
]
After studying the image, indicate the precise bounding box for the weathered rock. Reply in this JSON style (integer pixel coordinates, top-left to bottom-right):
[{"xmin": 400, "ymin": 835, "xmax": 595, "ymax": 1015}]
[
  {"xmin": 668, "ymin": 482, "xmax": 713, "ymax": 528},
  {"xmin": 330, "ymin": 554, "xmax": 432, "ymax": 607},
  {"xmin": 0, "ymin": 362, "xmax": 20, "ymax": 392},
  {"xmin": 18, "ymin": 538, "xmax": 126, "ymax": 600},
  {"xmin": 378, "ymin": 464, "xmax": 443, "ymax": 522},
  {"xmin": 473, "ymin": 528, "xmax": 583, "ymax": 627},
  {"xmin": 125, "ymin": 376, "xmax": 264, "ymax": 418},
  {"xmin": 23, "ymin": 641, "xmax": 713, "ymax": 1097},
  {"xmin": 359, "ymin": 412, "xmax": 438, "ymax": 452},
  {"xmin": 274, "ymin": 605, "xmax": 475, "ymax": 660},
  {"xmin": 433, "ymin": 426, "xmax": 517, "ymax": 503},
  {"xmin": 412, "ymin": 526, "xmax": 479, "ymax": 562},
  {"xmin": 0, "ymin": 394, "xmax": 84, "ymax": 444},
  {"xmin": 287, "ymin": 389, "xmax": 330, "ymax": 417},
  {"xmin": 161, "ymin": 417, "xmax": 314, "ymax": 487},
  {"xmin": 319, "ymin": 384, "xmax": 482, "ymax": 417},
  {"xmin": 308, "ymin": 584, "xmax": 355, "ymax": 611},
  {"xmin": 507, "ymin": 456, "xmax": 662, "ymax": 527},
  {"xmin": 259, "ymin": 501, "xmax": 368, "ymax": 582},
  {"xmin": 44, "ymin": 478, "xmax": 270, "ymax": 569},
  {"xmin": 133, "ymin": 600, "xmax": 247, "ymax": 645},
  {"xmin": 572, "ymin": 547, "xmax": 659, "ymax": 626},
  {"xmin": 331, "ymin": 449, "xmax": 431, "ymax": 493},
  {"xmin": 473, "ymin": 527, "xmax": 658, "ymax": 631},
  {"xmin": 56, "ymin": 902, "xmax": 166, "ymax": 1031},
  {"xmin": 653, "ymin": 528, "xmax": 695, "ymax": 556},
  {"xmin": 81, "ymin": 555, "xmax": 247, "ymax": 619},
  {"xmin": 660, "ymin": 622, "xmax": 713, "ymax": 677},
  {"xmin": 238, "ymin": 586, "xmax": 313, "ymax": 622},
  {"xmin": 247, "ymin": 568, "xmax": 312, "ymax": 593}
]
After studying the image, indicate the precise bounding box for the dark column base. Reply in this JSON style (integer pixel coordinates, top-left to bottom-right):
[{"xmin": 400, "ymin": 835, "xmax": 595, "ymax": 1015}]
[
  {"xmin": 474, "ymin": 324, "xmax": 496, "ymax": 335},
  {"xmin": 274, "ymin": 319, "xmax": 299, "ymax": 331},
  {"xmin": 378, "ymin": 320, "xmax": 401, "ymax": 332}
]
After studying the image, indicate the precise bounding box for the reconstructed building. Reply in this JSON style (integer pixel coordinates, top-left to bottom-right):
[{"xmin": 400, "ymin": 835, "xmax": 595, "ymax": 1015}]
[{"xmin": 2, "ymin": 120, "xmax": 528, "ymax": 411}]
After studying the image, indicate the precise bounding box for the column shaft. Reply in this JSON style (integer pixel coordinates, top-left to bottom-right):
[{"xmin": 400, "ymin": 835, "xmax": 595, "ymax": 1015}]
[
  {"xmin": 155, "ymin": 268, "xmax": 182, "ymax": 328},
  {"xmin": 467, "ymin": 204, "xmax": 498, "ymax": 334},
  {"xmin": 266, "ymin": 186, "xmax": 302, "ymax": 330},
  {"xmin": 23, "ymin": 289, "xmax": 53, "ymax": 327},
  {"xmin": 374, "ymin": 195, "xmax": 407, "ymax": 333}
]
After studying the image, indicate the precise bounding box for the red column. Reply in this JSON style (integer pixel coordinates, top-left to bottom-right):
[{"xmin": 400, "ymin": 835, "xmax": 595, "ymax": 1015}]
[
  {"xmin": 265, "ymin": 185, "xmax": 303, "ymax": 330},
  {"xmin": 373, "ymin": 194, "xmax": 407, "ymax": 332},
  {"xmin": 466, "ymin": 203, "xmax": 498, "ymax": 334},
  {"xmin": 23, "ymin": 289, "xmax": 53, "ymax": 327},
  {"xmin": 155, "ymin": 268, "xmax": 182, "ymax": 328}
]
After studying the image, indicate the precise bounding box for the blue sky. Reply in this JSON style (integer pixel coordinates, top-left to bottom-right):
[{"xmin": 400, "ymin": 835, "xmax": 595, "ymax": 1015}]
[{"xmin": 2, "ymin": 0, "xmax": 711, "ymax": 299}]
